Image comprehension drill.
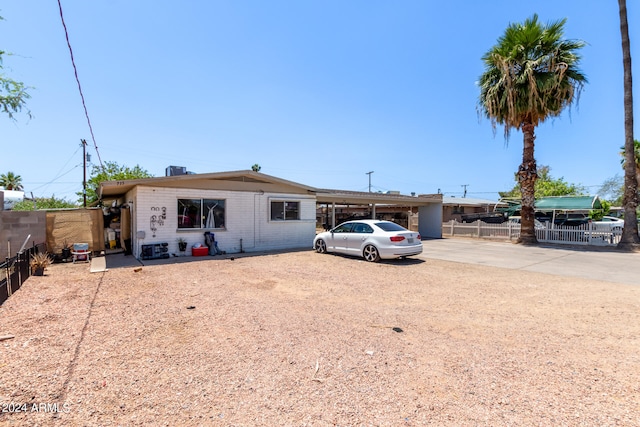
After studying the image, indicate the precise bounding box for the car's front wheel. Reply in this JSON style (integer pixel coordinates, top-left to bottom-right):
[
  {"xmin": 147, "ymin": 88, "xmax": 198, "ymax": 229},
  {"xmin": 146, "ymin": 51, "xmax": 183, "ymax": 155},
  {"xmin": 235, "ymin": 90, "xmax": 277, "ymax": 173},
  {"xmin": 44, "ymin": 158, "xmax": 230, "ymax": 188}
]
[
  {"xmin": 363, "ymin": 244, "xmax": 380, "ymax": 262},
  {"xmin": 315, "ymin": 239, "xmax": 327, "ymax": 254}
]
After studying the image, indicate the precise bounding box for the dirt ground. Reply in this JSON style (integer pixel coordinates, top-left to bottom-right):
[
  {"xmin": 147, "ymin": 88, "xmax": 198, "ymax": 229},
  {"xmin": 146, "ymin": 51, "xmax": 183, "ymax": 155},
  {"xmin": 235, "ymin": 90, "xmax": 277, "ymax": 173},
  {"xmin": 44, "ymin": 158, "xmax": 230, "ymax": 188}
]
[{"xmin": 1, "ymin": 248, "xmax": 639, "ymax": 426}]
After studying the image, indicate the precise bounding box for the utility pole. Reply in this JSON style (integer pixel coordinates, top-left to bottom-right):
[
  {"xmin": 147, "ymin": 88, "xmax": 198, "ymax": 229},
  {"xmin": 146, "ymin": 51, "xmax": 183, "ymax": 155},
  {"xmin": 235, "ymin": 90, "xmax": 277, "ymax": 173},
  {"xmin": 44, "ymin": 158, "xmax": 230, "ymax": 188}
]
[
  {"xmin": 366, "ymin": 171, "xmax": 374, "ymax": 192},
  {"xmin": 82, "ymin": 139, "xmax": 88, "ymax": 208},
  {"xmin": 461, "ymin": 184, "xmax": 469, "ymax": 198}
]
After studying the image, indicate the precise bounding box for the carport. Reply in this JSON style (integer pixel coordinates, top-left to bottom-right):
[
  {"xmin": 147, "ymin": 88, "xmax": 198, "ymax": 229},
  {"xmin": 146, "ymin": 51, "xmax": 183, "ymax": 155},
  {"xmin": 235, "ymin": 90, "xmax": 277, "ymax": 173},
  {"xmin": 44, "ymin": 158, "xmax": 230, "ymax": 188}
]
[
  {"xmin": 507, "ymin": 195, "xmax": 605, "ymax": 224},
  {"xmin": 314, "ymin": 188, "xmax": 443, "ymax": 239}
]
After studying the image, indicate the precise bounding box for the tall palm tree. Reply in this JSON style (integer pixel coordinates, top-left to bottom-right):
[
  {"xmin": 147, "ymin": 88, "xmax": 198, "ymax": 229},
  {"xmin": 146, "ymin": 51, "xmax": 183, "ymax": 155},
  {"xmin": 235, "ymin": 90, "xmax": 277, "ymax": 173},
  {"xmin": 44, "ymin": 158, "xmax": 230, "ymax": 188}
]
[
  {"xmin": 617, "ymin": 0, "xmax": 640, "ymax": 247},
  {"xmin": 478, "ymin": 14, "xmax": 587, "ymax": 244},
  {"xmin": 0, "ymin": 171, "xmax": 23, "ymax": 190},
  {"xmin": 619, "ymin": 139, "xmax": 640, "ymax": 184}
]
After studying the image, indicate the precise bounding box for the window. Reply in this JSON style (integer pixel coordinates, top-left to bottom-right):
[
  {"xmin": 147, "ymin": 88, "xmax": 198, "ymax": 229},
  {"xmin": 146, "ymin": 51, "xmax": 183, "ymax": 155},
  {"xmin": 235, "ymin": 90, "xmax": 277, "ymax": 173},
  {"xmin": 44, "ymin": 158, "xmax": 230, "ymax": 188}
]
[
  {"xmin": 270, "ymin": 200, "xmax": 300, "ymax": 221},
  {"xmin": 333, "ymin": 222, "xmax": 353, "ymax": 233},
  {"xmin": 351, "ymin": 223, "xmax": 373, "ymax": 233},
  {"xmin": 178, "ymin": 199, "xmax": 225, "ymax": 229},
  {"xmin": 374, "ymin": 221, "xmax": 405, "ymax": 232}
]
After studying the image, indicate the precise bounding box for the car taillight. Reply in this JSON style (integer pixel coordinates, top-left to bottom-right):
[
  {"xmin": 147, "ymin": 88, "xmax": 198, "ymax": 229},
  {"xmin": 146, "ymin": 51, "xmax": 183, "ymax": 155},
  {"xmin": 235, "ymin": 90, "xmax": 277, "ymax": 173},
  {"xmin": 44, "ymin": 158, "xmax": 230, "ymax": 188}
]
[
  {"xmin": 390, "ymin": 236, "xmax": 405, "ymax": 242},
  {"xmin": 417, "ymin": 234, "xmax": 421, "ymax": 240}
]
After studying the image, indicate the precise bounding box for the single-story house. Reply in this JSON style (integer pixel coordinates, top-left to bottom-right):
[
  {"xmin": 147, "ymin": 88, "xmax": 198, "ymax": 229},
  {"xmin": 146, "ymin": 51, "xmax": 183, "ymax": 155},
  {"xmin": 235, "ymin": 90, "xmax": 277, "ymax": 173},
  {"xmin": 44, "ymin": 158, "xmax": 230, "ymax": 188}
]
[{"xmin": 99, "ymin": 170, "xmax": 442, "ymax": 259}]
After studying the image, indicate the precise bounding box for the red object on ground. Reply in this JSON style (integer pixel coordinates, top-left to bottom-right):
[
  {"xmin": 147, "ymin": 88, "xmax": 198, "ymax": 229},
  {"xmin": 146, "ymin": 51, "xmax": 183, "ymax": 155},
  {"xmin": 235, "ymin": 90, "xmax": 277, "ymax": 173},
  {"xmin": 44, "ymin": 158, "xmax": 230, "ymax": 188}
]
[{"xmin": 191, "ymin": 247, "xmax": 208, "ymax": 256}]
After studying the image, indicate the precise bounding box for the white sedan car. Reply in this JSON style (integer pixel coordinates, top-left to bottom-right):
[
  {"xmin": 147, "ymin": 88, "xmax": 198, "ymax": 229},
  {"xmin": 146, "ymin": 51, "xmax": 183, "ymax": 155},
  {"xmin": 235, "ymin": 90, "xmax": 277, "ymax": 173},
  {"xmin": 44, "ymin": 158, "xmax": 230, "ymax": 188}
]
[
  {"xmin": 313, "ymin": 220, "xmax": 422, "ymax": 262},
  {"xmin": 593, "ymin": 216, "xmax": 624, "ymax": 232}
]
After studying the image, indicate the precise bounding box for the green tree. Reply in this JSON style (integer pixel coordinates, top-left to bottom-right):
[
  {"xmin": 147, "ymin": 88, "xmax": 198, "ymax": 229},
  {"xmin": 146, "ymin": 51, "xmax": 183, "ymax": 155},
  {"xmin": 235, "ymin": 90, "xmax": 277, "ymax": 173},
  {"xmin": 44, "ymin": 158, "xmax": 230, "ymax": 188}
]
[
  {"xmin": 593, "ymin": 200, "xmax": 612, "ymax": 220},
  {"xmin": 251, "ymin": 164, "xmax": 261, "ymax": 172},
  {"xmin": 81, "ymin": 161, "xmax": 153, "ymax": 204},
  {"xmin": 12, "ymin": 195, "xmax": 77, "ymax": 211},
  {"xmin": 1, "ymin": 17, "xmax": 31, "ymax": 120},
  {"xmin": 0, "ymin": 171, "xmax": 23, "ymax": 190},
  {"xmin": 478, "ymin": 14, "xmax": 587, "ymax": 244},
  {"xmin": 499, "ymin": 166, "xmax": 585, "ymax": 199},
  {"xmin": 617, "ymin": 0, "xmax": 640, "ymax": 247},
  {"xmin": 598, "ymin": 175, "xmax": 624, "ymax": 206}
]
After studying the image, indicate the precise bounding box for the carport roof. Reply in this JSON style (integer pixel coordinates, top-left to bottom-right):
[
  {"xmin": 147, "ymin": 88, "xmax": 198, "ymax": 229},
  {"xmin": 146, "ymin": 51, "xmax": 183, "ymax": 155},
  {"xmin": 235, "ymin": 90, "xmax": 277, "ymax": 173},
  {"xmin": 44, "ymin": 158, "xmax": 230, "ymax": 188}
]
[
  {"xmin": 314, "ymin": 188, "xmax": 441, "ymax": 205},
  {"xmin": 534, "ymin": 195, "xmax": 603, "ymax": 211},
  {"xmin": 504, "ymin": 196, "xmax": 603, "ymax": 213}
]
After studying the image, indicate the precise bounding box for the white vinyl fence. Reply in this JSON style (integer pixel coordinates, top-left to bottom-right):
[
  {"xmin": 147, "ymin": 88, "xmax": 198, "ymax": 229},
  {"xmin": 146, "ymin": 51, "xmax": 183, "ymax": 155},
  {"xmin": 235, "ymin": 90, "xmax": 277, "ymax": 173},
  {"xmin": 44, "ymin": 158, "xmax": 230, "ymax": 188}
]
[{"xmin": 442, "ymin": 220, "xmax": 623, "ymax": 246}]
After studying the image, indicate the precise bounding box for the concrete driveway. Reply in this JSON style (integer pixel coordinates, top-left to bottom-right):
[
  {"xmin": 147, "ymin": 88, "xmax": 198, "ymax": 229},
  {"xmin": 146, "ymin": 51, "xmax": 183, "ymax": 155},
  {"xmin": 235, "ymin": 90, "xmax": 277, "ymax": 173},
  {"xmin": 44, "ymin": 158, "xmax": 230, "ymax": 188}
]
[{"xmin": 420, "ymin": 237, "xmax": 640, "ymax": 286}]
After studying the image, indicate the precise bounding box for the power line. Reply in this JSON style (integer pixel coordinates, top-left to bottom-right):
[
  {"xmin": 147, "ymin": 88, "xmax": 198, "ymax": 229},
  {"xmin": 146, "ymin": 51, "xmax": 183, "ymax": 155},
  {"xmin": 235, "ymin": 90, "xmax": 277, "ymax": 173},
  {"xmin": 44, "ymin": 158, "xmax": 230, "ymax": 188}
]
[
  {"xmin": 57, "ymin": 0, "xmax": 104, "ymax": 170},
  {"xmin": 30, "ymin": 164, "xmax": 82, "ymax": 193}
]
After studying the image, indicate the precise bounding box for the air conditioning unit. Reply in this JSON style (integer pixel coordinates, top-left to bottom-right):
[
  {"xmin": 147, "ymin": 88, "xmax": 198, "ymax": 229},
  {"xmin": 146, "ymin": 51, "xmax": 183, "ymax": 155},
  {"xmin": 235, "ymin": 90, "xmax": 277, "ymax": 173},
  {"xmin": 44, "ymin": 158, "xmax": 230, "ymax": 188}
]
[{"xmin": 166, "ymin": 166, "xmax": 187, "ymax": 176}]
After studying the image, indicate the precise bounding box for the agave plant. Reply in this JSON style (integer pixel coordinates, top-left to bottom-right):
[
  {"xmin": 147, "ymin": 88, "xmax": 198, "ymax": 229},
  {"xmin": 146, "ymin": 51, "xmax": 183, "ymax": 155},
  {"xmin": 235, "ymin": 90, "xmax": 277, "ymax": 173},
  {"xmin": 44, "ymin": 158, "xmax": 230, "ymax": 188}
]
[{"xmin": 30, "ymin": 252, "xmax": 52, "ymax": 275}]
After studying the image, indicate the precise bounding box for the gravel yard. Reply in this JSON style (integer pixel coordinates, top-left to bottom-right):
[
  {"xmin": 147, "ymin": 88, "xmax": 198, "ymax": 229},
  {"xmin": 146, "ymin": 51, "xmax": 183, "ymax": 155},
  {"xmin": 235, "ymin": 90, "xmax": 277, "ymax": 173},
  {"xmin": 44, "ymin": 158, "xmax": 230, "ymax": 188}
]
[{"xmin": 1, "ymin": 248, "xmax": 639, "ymax": 426}]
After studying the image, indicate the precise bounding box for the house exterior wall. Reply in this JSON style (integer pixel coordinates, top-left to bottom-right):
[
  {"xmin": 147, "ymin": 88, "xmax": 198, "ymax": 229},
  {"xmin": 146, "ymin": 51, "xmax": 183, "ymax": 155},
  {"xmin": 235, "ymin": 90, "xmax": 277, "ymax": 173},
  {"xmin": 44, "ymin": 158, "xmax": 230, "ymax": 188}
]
[{"xmin": 128, "ymin": 186, "xmax": 316, "ymax": 258}]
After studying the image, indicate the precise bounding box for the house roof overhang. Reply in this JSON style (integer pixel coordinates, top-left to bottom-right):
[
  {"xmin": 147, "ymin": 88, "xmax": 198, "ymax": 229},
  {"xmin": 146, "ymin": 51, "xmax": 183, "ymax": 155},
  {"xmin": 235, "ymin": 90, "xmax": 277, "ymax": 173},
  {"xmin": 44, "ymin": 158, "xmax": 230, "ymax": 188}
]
[
  {"xmin": 98, "ymin": 170, "xmax": 442, "ymax": 207},
  {"xmin": 442, "ymin": 196, "xmax": 507, "ymax": 207},
  {"xmin": 99, "ymin": 170, "xmax": 317, "ymax": 200}
]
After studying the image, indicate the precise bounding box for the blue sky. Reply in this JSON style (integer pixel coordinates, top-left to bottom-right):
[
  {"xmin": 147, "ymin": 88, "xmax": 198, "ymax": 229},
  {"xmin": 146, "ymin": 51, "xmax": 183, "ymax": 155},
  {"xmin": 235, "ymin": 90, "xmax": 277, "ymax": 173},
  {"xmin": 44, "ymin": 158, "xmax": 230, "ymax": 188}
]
[{"xmin": 1, "ymin": 1, "xmax": 638, "ymax": 202}]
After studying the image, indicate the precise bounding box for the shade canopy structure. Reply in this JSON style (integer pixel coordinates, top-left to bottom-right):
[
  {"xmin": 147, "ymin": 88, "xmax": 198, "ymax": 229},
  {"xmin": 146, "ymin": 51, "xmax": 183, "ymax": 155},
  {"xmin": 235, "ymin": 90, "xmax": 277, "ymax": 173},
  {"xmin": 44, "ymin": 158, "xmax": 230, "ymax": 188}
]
[
  {"xmin": 501, "ymin": 196, "xmax": 604, "ymax": 214},
  {"xmin": 534, "ymin": 196, "xmax": 603, "ymax": 211}
]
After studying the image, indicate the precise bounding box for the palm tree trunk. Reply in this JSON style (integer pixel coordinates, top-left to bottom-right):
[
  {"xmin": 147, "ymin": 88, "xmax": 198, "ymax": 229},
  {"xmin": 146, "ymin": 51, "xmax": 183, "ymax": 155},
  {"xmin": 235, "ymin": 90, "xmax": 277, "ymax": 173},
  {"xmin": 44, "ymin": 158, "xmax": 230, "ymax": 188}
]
[
  {"xmin": 617, "ymin": 0, "xmax": 640, "ymax": 248},
  {"xmin": 517, "ymin": 123, "xmax": 538, "ymax": 244}
]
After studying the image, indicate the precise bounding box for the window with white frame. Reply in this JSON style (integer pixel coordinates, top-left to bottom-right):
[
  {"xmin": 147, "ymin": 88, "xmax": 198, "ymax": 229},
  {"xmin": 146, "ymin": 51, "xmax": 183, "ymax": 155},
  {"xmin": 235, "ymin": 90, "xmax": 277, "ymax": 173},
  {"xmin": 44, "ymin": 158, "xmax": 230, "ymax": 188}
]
[
  {"xmin": 178, "ymin": 199, "xmax": 226, "ymax": 229},
  {"xmin": 270, "ymin": 200, "xmax": 300, "ymax": 221}
]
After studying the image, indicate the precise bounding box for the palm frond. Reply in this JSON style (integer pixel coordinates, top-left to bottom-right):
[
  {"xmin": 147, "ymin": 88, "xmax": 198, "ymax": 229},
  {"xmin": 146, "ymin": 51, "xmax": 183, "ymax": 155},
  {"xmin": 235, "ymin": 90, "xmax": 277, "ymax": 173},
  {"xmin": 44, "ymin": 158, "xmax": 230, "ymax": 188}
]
[{"xmin": 477, "ymin": 14, "xmax": 587, "ymax": 141}]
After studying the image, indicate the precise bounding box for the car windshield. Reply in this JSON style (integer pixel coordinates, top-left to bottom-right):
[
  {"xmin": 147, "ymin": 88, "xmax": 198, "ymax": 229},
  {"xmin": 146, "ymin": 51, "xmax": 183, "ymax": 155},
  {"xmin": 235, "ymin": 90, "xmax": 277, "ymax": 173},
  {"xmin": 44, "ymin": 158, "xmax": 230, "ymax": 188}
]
[{"xmin": 374, "ymin": 221, "xmax": 406, "ymax": 232}]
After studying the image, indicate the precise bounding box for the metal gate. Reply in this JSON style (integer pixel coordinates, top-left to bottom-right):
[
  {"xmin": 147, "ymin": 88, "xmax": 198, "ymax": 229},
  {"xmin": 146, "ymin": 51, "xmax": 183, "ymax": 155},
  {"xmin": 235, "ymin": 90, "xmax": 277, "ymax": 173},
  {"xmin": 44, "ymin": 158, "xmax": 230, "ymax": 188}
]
[{"xmin": 0, "ymin": 243, "xmax": 46, "ymax": 306}]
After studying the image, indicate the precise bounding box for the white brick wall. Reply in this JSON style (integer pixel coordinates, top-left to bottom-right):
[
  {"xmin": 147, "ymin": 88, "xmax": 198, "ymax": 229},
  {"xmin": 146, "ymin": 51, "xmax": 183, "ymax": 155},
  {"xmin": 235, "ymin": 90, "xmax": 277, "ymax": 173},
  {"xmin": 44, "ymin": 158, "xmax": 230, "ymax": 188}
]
[{"xmin": 129, "ymin": 186, "xmax": 316, "ymax": 258}]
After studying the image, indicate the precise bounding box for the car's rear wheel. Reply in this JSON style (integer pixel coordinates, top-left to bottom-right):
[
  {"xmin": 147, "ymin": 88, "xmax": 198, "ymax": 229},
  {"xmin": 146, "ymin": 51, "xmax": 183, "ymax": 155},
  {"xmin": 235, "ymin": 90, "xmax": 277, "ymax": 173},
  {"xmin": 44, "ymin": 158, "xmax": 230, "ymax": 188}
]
[
  {"xmin": 363, "ymin": 244, "xmax": 380, "ymax": 262},
  {"xmin": 315, "ymin": 239, "xmax": 327, "ymax": 253}
]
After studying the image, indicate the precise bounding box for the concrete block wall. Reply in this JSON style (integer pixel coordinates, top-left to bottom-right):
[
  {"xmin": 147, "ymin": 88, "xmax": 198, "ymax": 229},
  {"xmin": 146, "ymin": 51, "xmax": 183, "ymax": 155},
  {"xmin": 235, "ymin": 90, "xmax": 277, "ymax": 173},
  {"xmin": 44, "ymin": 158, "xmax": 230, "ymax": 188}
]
[
  {"xmin": 255, "ymin": 194, "xmax": 317, "ymax": 251},
  {"xmin": 0, "ymin": 211, "xmax": 47, "ymax": 259},
  {"xmin": 130, "ymin": 186, "xmax": 316, "ymax": 258}
]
